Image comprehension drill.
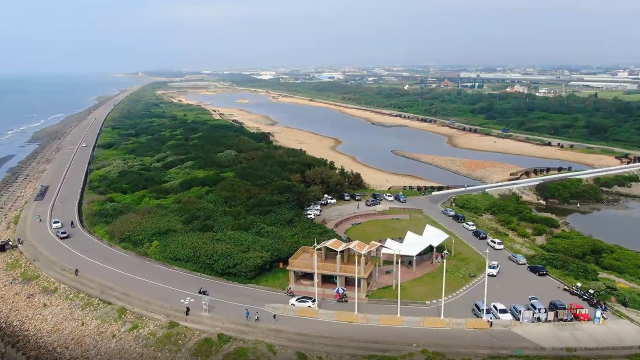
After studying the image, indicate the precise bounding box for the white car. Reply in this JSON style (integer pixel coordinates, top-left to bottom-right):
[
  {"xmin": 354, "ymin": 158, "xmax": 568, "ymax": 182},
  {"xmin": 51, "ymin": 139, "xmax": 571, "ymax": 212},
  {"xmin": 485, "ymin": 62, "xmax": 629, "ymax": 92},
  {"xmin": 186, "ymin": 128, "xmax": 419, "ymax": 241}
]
[
  {"xmin": 323, "ymin": 196, "xmax": 337, "ymax": 205},
  {"xmin": 51, "ymin": 219, "xmax": 62, "ymax": 229},
  {"xmin": 383, "ymin": 193, "xmax": 394, "ymax": 202},
  {"xmin": 487, "ymin": 238, "xmax": 504, "ymax": 250},
  {"xmin": 305, "ymin": 212, "xmax": 316, "ymax": 220},
  {"xmin": 289, "ymin": 296, "xmax": 317, "ymax": 308},
  {"xmin": 306, "ymin": 209, "xmax": 321, "ymax": 216},
  {"xmin": 490, "ymin": 303, "xmax": 513, "ymax": 320},
  {"xmin": 487, "ymin": 261, "xmax": 500, "ymax": 277},
  {"xmin": 462, "ymin": 222, "xmax": 476, "ymax": 231},
  {"xmin": 81, "ymin": 143, "xmax": 87, "ymax": 147}
]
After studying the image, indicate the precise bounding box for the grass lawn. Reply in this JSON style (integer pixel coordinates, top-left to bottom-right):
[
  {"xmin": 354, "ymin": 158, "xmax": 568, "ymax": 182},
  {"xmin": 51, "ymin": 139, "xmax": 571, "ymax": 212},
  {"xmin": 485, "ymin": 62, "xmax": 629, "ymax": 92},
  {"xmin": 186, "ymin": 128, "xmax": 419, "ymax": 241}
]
[
  {"xmin": 249, "ymin": 267, "xmax": 289, "ymax": 290},
  {"xmin": 574, "ymin": 91, "xmax": 640, "ymax": 101},
  {"xmin": 346, "ymin": 210, "xmax": 485, "ymax": 301}
]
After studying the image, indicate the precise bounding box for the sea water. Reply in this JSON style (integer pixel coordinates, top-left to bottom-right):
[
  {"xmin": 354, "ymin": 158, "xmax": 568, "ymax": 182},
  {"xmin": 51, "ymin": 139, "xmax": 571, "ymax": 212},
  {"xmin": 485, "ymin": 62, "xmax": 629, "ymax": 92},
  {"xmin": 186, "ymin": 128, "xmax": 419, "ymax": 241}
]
[{"xmin": 0, "ymin": 74, "xmax": 143, "ymax": 177}]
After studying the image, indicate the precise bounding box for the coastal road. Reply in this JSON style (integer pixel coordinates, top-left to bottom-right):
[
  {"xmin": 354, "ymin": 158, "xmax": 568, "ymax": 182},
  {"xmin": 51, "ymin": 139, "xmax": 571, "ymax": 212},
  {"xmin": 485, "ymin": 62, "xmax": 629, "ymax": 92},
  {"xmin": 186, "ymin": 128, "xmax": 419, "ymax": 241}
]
[{"xmin": 15, "ymin": 87, "xmax": 546, "ymax": 352}]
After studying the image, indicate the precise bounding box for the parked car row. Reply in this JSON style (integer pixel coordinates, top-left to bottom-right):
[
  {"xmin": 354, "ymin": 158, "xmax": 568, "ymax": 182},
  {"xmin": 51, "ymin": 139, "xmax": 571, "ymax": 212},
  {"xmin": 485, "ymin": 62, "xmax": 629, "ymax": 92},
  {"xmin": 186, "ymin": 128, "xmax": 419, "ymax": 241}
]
[
  {"xmin": 442, "ymin": 208, "xmax": 506, "ymax": 250},
  {"xmin": 473, "ymin": 296, "xmax": 591, "ymax": 323}
]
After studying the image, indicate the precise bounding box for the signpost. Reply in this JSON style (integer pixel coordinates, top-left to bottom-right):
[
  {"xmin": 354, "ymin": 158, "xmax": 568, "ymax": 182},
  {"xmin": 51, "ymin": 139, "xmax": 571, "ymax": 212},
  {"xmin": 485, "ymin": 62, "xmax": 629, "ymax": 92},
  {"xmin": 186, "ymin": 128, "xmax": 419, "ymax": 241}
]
[{"xmin": 202, "ymin": 295, "xmax": 210, "ymax": 314}]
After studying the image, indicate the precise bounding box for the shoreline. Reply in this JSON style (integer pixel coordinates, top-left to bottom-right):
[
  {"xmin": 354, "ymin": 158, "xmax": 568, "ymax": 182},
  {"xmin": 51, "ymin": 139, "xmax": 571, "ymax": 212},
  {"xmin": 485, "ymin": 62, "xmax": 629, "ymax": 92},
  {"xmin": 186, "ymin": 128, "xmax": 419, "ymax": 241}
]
[
  {"xmin": 266, "ymin": 94, "xmax": 621, "ymax": 168},
  {"xmin": 391, "ymin": 151, "xmax": 523, "ymax": 184},
  {"xmin": 0, "ymin": 92, "xmax": 122, "ymax": 239},
  {"xmin": 165, "ymin": 92, "xmax": 438, "ymax": 189}
]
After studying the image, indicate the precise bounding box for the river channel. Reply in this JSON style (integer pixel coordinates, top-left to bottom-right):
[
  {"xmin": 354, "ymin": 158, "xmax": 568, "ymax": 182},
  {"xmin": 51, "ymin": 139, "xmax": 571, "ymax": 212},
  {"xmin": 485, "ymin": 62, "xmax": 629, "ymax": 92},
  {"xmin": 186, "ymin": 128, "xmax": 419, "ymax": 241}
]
[
  {"xmin": 535, "ymin": 200, "xmax": 640, "ymax": 251},
  {"xmin": 187, "ymin": 92, "xmax": 589, "ymax": 185}
]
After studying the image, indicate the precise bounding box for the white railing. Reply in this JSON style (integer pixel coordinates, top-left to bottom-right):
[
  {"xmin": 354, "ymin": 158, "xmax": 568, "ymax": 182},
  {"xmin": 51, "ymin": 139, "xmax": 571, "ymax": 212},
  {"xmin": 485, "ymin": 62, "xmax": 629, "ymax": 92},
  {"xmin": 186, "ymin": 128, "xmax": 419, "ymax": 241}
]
[{"xmin": 432, "ymin": 163, "xmax": 640, "ymax": 196}]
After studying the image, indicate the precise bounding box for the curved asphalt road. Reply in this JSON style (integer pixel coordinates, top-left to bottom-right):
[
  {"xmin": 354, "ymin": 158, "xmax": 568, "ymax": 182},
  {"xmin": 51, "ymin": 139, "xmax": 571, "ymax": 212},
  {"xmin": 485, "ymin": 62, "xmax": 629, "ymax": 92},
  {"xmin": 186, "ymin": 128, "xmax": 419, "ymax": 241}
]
[{"xmin": 16, "ymin": 87, "xmax": 593, "ymax": 349}]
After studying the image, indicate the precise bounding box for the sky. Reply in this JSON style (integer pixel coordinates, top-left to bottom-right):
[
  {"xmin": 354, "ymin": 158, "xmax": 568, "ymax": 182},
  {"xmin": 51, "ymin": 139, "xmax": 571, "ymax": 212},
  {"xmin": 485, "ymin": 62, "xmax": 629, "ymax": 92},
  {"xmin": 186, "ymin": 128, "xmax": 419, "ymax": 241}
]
[{"xmin": 1, "ymin": 0, "xmax": 639, "ymax": 73}]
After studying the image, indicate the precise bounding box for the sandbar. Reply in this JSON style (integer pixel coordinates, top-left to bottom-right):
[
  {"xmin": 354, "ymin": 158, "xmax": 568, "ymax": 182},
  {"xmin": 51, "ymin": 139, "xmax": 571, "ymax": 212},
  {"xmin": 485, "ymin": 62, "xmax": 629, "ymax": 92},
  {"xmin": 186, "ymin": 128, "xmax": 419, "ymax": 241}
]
[
  {"xmin": 165, "ymin": 94, "xmax": 437, "ymax": 189},
  {"xmin": 270, "ymin": 96, "xmax": 620, "ymax": 168},
  {"xmin": 393, "ymin": 151, "xmax": 523, "ymax": 184}
]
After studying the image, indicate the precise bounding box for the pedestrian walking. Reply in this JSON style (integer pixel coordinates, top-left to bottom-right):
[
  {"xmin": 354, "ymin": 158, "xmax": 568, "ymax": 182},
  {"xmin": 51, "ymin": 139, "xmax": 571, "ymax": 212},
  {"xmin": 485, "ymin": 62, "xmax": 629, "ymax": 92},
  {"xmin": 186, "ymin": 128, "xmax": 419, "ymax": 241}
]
[
  {"xmin": 273, "ymin": 313, "xmax": 277, "ymax": 323},
  {"xmin": 245, "ymin": 309, "xmax": 250, "ymax": 320},
  {"xmin": 186, "ymin": 306, "xmax": 190, "ymax": 316},
  {"xmin": 357, "ymin": 203, "xmax": 359, "ymax": 209},
  {"xmin": 74, "ymin": 269, "xmax": 79, "ymax": 276},
  {"xmin": 254, "ymin": 312, "xmax": 260, "ymax": 322}
]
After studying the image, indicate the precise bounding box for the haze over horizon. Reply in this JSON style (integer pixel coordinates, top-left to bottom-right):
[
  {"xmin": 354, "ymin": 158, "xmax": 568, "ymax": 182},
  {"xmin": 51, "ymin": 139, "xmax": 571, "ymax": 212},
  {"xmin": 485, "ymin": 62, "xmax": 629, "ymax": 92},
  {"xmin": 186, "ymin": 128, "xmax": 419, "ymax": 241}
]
[{"xmin": 1, "ymin": 0, "xmax": 639, "ymax": 74}]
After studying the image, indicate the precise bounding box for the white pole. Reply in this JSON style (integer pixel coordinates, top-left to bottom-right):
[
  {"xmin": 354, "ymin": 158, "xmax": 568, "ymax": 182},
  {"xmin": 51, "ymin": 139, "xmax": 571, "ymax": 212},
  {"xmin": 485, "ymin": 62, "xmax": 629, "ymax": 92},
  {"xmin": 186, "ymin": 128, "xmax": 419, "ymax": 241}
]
[
  {"xmin": 355, "ymin": 254, "xmax": 358, "ymax": 314},
  {"xmin": 314, "ymin": 240, "xmax": 318, "ymax": 303},
  {"xmin": 397, "ymin": 251, "xmax": 401, "ymax": 317},
  {"xmin": 393, "ymin": 251, "xmax": 397, "ymax": 289},
  {"xmin": 483, "ymin": 248, "xmax": 489, "ymax": 319},
  {"xmin": 440, "ymin": 258, "xmax": 447, "ymax": 318}
]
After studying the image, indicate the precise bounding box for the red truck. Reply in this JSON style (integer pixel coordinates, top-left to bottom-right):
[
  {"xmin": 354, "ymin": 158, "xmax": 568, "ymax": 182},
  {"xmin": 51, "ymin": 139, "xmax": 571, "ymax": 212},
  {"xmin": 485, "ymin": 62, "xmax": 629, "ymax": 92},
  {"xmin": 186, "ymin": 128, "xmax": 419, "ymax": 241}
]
[{"xmin": 568, "ymin": 303, "xmax": 591, "ymax": 321}]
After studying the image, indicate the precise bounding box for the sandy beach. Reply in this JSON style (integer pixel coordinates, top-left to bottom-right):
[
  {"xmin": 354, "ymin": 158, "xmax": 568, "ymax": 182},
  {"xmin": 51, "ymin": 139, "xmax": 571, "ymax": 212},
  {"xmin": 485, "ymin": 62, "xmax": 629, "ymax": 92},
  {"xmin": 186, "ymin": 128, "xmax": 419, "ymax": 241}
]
[
  {"xmin": 393, "ymin": 151, "xmax": 523, "ymax": 183},
  {"xmin": 165, "ymin": 94, "xmax": 437, "ymax": 189},
  {"xmin": 270, "ymin": 96, "xmax": 621, "ymax": 168}
]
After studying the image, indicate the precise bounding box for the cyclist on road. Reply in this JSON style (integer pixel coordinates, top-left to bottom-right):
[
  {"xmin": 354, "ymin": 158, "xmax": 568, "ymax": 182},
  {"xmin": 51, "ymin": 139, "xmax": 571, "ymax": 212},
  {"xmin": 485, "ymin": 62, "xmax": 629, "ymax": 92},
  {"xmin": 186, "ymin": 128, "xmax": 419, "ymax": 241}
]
[{"xmin": 35, "ymin": 215, "xmax": 41, "ymax": 222}]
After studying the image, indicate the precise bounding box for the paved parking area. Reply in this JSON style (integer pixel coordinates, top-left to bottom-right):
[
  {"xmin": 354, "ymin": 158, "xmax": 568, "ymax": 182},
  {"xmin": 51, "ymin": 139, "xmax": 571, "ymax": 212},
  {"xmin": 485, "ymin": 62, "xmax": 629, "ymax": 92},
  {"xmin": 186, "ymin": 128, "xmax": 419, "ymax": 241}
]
[{"xmin": 317, "ymin": 196, "xmax": 591, "ymax": 319}]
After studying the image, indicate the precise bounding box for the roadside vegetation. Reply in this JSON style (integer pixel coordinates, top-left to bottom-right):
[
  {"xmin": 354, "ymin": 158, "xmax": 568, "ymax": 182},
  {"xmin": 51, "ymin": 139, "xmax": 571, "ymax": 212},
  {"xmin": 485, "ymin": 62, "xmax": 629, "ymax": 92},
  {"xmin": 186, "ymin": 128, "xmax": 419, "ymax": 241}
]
[
  {"xmin": 534, "ymin": 174, "xmax": 640, "ymax": 204},
  {"xmin": 82, "ymin": 83, "xmax": 367, "ymax": 283},
  {"xmin": 223, "ymin": 75, "xmax": 640, "ymax": 150},
  {"xmin": 451, "ymin": 192, "xmax": 640, "ymax": 311},
  {"xmin": 347, "ymin": 210, "xmax": 485, "ymax": 301}
]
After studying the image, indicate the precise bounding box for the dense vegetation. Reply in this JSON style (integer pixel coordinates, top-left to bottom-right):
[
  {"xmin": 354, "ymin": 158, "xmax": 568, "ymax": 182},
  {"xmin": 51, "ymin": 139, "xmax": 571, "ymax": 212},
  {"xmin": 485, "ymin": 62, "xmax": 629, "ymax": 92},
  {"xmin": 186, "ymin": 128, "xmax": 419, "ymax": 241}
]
[
  {"xmin": 535, "ymin": 178, "xmax": 603, "ymax": 204},
  {"xmin": 593, "ymin": 173, "xmax": 640, "ymax": 189},
  {"xmin": 82, "ymin": 84, "xmax": 366, "ymax": 281},
  {"xmin": 452, "ymin": 193, "xmax": 640, "ymax": 310},
  {"xmin": 227, "ymin": 75, "xmax": 640, "ymax": 149},
  {"xmin": 454, "ymin": 193, "xmax": 560, "ymax": 238}
]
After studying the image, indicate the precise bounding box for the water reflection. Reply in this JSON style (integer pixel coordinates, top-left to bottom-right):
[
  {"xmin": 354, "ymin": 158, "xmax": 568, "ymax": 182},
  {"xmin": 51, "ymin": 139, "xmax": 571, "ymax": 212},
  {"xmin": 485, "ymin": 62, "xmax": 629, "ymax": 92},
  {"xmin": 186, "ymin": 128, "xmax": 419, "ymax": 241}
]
[{"xmin": 536, "ymin": 201, "xmax": 640, "ymax": 251}]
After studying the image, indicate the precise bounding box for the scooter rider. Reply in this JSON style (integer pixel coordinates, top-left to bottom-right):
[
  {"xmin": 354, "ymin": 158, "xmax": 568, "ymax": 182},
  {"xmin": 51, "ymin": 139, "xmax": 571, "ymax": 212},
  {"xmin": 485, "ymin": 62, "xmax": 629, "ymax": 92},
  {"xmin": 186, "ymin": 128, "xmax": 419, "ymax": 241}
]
[
  {"xmin": 286, "ymin": 287, "xmax": 294, "ymax": 295},
  {"xmin": 70, "ymin": 220, "xmax": 75, "ymax": 228}
]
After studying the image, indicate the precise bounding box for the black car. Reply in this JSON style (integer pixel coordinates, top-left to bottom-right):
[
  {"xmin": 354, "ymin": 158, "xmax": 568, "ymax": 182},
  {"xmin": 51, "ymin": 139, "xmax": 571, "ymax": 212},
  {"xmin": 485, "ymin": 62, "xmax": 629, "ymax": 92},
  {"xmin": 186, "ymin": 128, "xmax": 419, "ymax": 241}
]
[
  {"xmin": 527, "ymin": 265, "xmax": 548, "ymax": 276},
  {"xmin": 351, "ymin": 193, "xmax": 362, "ymax": 201},
  {"xmin": 365, "ymin": 199, "xmax": 380, "ymax": 207},
  {"xmin": 371, "ymin": 193, "xmax": 383, "ymax": 201},
  {"xmin": 452, "ymin": 214, "xmax": 466, "ymax": 223},
  {"xmin": 394, "ymin": 194, "xmax": 406, "ymax": 203},
  {"xmin": 472, "ymin": 230, "xmax": 487, "ymax": 240}
]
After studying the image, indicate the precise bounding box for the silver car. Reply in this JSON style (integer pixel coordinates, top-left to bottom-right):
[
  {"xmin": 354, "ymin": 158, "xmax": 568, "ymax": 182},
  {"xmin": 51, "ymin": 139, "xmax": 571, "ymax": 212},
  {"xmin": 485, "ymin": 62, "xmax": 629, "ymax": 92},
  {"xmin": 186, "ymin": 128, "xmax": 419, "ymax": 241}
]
[
  {"xmin": 442, "ymin": 208, "xmax": 455, "ymax": 216},
  {"xmin": 508, "ymin": 253, "xmax": 527, "ymax": 265}
]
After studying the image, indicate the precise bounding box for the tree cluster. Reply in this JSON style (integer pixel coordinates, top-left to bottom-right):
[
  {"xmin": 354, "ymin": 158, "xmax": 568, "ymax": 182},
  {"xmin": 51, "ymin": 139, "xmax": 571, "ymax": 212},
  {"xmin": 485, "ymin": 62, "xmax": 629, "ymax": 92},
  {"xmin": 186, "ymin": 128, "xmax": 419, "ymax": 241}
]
[
  {"xmin": 535, "ymin": 178, "xmax": 603, "ymax": 204},
  {"xmin": 83, "ymin": 84, "xmax": 365, "ymax": 281}
]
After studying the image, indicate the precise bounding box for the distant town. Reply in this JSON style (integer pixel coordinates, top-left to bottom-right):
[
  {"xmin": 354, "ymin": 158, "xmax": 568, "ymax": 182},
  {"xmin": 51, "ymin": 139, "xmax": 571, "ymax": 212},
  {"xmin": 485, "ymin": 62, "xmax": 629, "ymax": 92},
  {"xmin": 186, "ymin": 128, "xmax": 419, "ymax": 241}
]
[{"xmin": 134, "ymin": 65, "xmax": 640, "ymax": 97}]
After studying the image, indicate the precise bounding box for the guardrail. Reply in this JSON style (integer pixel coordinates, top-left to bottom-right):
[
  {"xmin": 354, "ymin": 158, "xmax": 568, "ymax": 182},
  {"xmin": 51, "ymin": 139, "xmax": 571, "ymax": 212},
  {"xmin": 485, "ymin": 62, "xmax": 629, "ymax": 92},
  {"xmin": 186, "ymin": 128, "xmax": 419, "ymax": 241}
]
[{"xmin": 432, "ymin": 163, "xmax": 640, "ymax": 196}]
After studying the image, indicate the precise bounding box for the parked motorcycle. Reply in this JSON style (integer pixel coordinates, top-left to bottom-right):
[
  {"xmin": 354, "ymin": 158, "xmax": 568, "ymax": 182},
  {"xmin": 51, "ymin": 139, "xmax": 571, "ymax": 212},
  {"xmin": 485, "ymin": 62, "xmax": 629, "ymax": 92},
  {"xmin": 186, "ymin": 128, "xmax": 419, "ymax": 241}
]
[
  {"xmin": 285, "ymin": 288, "xmax": 296, "ymax": 297},
  {"xmin": 336, "ymin": 293, "xmax": 348, "ymax": 303}
]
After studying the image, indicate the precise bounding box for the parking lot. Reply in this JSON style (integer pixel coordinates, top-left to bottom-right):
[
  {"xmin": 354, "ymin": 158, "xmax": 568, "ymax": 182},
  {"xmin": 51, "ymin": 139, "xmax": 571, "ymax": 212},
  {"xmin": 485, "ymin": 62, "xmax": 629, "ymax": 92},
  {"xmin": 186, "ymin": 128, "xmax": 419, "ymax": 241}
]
[{"xmin": 312, "ymin": 194, "xmax": 593, "ymax": 320}]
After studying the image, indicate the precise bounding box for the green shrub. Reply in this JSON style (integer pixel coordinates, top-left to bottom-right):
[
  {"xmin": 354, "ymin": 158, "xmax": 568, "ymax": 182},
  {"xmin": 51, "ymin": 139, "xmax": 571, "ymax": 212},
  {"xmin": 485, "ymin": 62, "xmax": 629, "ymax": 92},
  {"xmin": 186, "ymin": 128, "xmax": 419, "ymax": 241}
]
[
  {"xmin": 166, "ymin": 320, "xmax": 180, "ymax": 330},
  {"xmin": 516, "ymin": 226, "xmax": 530, "ymax": 239},
  {"xmin": 528, "ymin": 253, "xmax": 600, "ymax": 281},
  {"xmin": 593, "ymin": 174, "xmax": 640, "ymax": 188},
  {"xmin": 83, "ymin": 84, "xmax": 366, "ymax": 282},
  {"xmin": 531, "ymin": 224, "xmax": 548, "ymax": 236},
  {"xmin": 535, "ymin": 178, "xmax": 603, "ymax": 204}
]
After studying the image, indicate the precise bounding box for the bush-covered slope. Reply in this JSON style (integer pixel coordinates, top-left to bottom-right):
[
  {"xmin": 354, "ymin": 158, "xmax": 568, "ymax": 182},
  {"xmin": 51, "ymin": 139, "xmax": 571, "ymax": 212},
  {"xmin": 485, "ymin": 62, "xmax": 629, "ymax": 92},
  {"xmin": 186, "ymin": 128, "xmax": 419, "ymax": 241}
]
[{"xmin": 83, "ymin": 84, "xmax": 364, "ymax": 281}]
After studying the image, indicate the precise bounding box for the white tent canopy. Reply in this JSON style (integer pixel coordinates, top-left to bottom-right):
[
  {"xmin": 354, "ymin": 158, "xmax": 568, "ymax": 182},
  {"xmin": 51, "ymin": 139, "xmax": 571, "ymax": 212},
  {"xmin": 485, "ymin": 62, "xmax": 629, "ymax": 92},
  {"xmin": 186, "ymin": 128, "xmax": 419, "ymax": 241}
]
[{"xmin": 381, "ymin": 225, "xmax": 449, "ymax": 257}]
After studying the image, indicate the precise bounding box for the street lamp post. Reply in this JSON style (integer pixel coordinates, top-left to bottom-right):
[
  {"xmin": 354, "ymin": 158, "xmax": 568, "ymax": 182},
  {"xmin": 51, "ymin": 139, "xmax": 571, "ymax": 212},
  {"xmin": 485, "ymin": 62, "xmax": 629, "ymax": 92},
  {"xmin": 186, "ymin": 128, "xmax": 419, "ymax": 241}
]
[
  {"xmin": 397, "ymin": 250, "xmax": 401, "ymax": 316},
  {"xmin": 355, "ymin": 254, "xmax": 358, "ymax": 314},
  {"xmin": 314, "ymin": 239, "xmax": 318, "ymax": 304},
  {"xmin": 482, "ymin": 247, "xmax": 489, "ymax": 319},
  {"xmin": 440, "ymin": 251, "xmax": 449, "ymax": 318}
]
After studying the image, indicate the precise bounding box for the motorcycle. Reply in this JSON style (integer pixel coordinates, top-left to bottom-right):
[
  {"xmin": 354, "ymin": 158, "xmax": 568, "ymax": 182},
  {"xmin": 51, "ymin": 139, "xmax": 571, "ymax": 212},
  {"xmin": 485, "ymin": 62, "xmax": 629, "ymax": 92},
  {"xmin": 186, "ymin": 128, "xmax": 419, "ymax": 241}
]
[
  {"xmin": 285, "ymin": 288, "xmax": 296, "ymax": 297},
  {"xmin": 197, "ymin": 287, "xmax": 209, "ymax": 296},
  {"xmin": 336, "ymin": 293, "xmax": 348, "ymax": 303},
  {"xmin": 70, "ymin": 221, "xmax": 75, "ymax": 228}
]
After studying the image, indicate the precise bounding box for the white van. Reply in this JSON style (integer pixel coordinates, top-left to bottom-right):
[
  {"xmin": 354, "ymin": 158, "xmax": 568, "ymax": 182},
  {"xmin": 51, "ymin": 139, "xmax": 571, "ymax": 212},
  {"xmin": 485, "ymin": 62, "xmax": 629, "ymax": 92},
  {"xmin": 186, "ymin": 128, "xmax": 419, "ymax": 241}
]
[{"xmin": 528, "ymin": 300, "xmax": 548, "ymax": 322}]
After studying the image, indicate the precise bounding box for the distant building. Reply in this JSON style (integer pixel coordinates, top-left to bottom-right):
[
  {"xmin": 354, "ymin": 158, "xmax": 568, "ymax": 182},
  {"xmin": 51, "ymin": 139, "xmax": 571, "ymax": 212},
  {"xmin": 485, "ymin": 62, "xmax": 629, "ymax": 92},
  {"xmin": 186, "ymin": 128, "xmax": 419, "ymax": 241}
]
[
  {"xmin": 440, "ymin": 79, "xmax": 453, "ymax": 88},
  {"xmin": 504, "ymin": 84, "xmax": 528, "ymax": 93}
]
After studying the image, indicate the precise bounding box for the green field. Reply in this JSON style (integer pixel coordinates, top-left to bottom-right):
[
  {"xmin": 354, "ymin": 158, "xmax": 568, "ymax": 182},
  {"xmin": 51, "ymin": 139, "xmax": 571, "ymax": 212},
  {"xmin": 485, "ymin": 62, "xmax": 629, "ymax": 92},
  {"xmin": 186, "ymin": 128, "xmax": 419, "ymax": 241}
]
[
  {"xmin": 346, "ymin": 211, "xmax": 485, "ymax": 301},
  {"xmin": 575, "ymin": 91, "xmax": 640, "ymax": 101}
]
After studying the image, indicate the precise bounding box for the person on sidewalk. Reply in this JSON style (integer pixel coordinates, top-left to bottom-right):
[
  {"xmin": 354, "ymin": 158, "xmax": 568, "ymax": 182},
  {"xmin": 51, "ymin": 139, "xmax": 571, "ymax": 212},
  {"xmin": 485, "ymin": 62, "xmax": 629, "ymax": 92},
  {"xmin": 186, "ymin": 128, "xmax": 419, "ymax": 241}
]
[
  {"xmin": 357, "ymin": 203, "xmax": 359, "ymax": 210},
  {"xmin": 254, "ymin": 312, "xmax": 260, "ymax": 322},
  {"xmin": 185, "ymin": 306, "xmax": 190, "ymax": 316},
  {"xmin": 245, "ymin": 309, "xmax": 250, "ymax": 320},
  {"xmin": 74, "ymin": 269, "xmax": 79, "ymax": 276},
  {"xmin": 273, "ymin": 313, "xmax": 277, "ymax": 323}
]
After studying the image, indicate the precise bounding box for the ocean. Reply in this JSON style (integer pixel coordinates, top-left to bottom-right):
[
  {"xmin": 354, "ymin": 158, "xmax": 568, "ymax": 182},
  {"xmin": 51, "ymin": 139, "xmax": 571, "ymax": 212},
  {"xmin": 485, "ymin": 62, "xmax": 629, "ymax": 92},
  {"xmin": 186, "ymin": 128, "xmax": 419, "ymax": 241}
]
[{"xmin": 0, "ymin": 74, "xmax": 144, "ymax": 177}]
